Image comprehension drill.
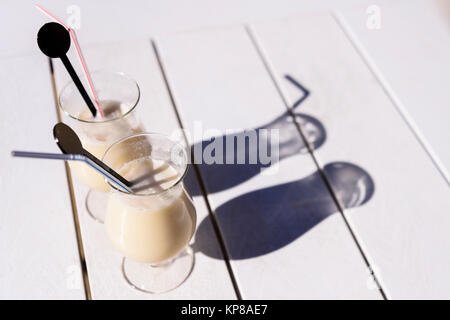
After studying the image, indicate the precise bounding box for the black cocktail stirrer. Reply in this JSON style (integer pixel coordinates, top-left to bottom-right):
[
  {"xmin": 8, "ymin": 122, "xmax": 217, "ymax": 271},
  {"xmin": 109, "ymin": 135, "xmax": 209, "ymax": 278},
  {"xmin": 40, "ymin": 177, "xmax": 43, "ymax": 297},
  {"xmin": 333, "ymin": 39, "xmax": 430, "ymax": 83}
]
[
  {"xmin": 37, "ymin": 22, "xmax": 97, "ymax": 118},
  {"xmin": 52, "ymin": 123, "xmax": 132, "ymax": 191}
]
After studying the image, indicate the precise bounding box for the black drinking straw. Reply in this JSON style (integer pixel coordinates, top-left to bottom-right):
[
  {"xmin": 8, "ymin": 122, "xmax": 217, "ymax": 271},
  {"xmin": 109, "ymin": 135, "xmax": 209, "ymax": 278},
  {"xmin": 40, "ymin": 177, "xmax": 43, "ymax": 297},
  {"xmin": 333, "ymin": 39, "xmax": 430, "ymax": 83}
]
[{"xmin": 37, "ymin": 22, "xmax": 97, "ymax": 118}]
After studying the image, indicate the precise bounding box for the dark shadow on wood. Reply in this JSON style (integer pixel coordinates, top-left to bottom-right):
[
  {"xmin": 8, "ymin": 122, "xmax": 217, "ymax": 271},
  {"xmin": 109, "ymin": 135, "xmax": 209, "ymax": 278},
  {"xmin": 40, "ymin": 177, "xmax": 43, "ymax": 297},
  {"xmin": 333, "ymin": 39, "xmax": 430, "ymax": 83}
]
[
  {"xmin": 192, "ymin": 162, "xmax": 375, "ymax": 260},
  {"xmin": 184, "ymin": 111, "xmax": 326, "ymax": 196}
]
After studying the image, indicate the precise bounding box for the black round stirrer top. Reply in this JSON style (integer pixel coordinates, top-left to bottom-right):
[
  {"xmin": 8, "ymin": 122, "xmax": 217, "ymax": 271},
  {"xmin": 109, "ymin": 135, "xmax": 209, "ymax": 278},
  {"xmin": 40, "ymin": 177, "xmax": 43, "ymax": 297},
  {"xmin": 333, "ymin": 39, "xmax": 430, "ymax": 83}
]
[{"xmin": 37, "ymin": 23, "xmax": 97, "ymax": 118}]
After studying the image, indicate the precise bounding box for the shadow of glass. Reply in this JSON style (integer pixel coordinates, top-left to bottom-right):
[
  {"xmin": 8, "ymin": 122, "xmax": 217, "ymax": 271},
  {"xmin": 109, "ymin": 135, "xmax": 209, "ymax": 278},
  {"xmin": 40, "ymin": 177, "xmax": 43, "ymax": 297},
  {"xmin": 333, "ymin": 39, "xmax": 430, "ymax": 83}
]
[
  {"xmin": 192, "ymin": 162, "xmax": 374, "ymax": 260},
  {"xmin": 184, "ymin": 111, "xmax": 326, "ymax": 196}
]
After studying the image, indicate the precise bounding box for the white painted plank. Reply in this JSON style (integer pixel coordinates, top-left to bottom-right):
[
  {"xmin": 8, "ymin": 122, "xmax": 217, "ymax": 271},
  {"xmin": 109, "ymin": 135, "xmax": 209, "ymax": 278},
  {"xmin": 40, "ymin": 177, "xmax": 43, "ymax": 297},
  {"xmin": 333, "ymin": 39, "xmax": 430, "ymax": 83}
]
[
  {"xmin": 0, "ymin": 54, "xmax": 85, "ymax": 299},
  {"xmin": 338, "ymin": 0, "xmax": 450, "ymax": 182},
  {"xmin": 156, "ymin": 27, "xmax": 382, "ymax": 299},
  {"xmin": 52, "ymin": 39, "xmax": 236, "ymax": 299},
  {"xmin": 252, "ymin": 13, "xmax": 450, "ymax": 299},
  {"xmin": 0, "ymin": 0, "xmax": 397, "ymax": 58}
]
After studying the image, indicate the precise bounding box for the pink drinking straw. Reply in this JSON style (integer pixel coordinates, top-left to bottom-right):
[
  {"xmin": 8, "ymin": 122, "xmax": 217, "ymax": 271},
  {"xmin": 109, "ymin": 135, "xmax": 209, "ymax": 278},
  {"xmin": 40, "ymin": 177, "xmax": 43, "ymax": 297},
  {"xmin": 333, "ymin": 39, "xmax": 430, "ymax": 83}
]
[{"xmin": 35, "ymin": 4, "xmax": 105, "ymax": 118}]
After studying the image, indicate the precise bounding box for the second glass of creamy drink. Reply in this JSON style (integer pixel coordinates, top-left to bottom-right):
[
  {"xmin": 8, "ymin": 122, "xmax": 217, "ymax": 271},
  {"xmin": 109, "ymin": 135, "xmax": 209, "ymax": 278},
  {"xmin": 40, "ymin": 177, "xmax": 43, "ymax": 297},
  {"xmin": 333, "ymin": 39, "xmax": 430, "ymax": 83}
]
[
  {"xmin": 59, "ymin": 71, "xmax": 142, "ymax": 222},
  {"xmin": 102, "ymin": 133, "xmax": 197, "ymax": 293}
]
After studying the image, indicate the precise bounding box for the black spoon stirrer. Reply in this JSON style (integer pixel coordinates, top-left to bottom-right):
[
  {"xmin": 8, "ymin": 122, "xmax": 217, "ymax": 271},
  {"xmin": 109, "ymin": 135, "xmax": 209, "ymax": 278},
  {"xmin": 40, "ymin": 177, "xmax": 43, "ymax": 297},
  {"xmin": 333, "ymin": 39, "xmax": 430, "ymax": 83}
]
[
  {"xmin": 37, "ymin": 22, "xmax": 97, "ymax": 118},
  {"xmin": 53, "ymin": 122, "xmax": 132, "ymax": 191}
]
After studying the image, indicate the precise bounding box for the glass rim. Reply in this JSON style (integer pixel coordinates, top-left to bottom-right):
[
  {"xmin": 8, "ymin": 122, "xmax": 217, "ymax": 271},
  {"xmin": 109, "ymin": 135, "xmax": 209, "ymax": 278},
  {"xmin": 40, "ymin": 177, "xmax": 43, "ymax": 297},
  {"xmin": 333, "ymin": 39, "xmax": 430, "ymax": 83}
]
[
  {"xmin": 102, "ymin": 132, "xmax": 189, "ymax": 197},
  {"xmin": 58, "ymin": 70, "xmax": 141, "ymax": 124}
]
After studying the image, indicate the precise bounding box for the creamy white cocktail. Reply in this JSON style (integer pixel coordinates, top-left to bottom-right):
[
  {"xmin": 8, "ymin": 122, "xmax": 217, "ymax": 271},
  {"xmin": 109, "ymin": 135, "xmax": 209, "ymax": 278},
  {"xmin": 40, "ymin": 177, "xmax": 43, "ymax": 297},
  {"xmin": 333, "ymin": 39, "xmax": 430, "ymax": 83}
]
[
  {"xmin": 59, "ymin": 71, "xmax": 141, "ymax": 221},
  {"xmin": 102, "ymin": 133, "xmax": 197, "ymax": 293},
  {"xmin": 105, "ymin": 158, "xmax": 196, "ymax": 263},
  {"xmin": 69, "ymin": 103, "xmax": 142, "ymax": 192}
]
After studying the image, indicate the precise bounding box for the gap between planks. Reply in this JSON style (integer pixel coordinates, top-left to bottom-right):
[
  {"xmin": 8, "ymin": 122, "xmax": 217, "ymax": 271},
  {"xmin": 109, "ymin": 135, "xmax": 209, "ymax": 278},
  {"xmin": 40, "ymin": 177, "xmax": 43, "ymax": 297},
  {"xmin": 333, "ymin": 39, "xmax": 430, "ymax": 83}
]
[
  {"xmin": 47, "ymin": 58, "xmax": 92, "ymax": 300},
  {"xmin": 151, "ymin": 39, "xmax": 243, "ymax": 300},
  {"xmin": 245, "ymin": 23, "xmax": 388, "ymax": 300},
  {"xmin": 332, "ymin": 10, "xmax": 449, "ymax": 186}
]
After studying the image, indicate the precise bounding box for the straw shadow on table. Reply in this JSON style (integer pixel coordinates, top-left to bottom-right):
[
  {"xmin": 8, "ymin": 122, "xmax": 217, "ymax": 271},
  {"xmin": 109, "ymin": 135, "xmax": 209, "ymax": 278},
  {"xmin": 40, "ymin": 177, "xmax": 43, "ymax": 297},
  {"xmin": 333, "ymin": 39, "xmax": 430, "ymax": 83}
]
[
  {"xmin": 186, "ymin": 75, "xmax": 375, "ymax": 260},
  {"xmin": 184, "ymin": 74, "xmax": 318, "ymax": 196}
]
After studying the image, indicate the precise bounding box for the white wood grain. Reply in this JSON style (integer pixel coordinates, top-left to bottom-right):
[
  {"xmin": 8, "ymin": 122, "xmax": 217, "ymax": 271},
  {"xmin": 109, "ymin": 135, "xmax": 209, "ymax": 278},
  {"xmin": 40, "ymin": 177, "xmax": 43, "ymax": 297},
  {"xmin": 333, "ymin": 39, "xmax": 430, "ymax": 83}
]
[
  {"xmin": 52, "ymin": 39, "xmax": 236, "ymax": 299},
  {"xmin": 337, "ymin": 0, "xmax": 450, "ymax": 182},
  {"xmin": 0, "ymin": 54, "xmax": 85, "ymax": 299},
  {"xmin": 251, "ymin": 13, "xmax": 450, "ymax": 299},
  {"xmin": 0, "ymin": 0, "xmax": 397, "ymax": 58},
  {"xmin": 156, "ymin": 27, "xmax": 382, "ymax": 299}
]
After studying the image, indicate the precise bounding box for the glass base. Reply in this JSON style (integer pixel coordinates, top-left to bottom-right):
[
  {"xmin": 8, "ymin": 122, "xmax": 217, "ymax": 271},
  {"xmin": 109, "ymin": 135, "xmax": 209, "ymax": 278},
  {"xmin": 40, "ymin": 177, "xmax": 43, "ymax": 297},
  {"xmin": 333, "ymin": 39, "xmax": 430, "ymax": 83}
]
[
  {"xmin": 122, "ymin": 246, "xmax": 195, "ymax": 294},
  {"xmin": 85, "ymin": 189, "xmax": 108, "ymax": 223}
]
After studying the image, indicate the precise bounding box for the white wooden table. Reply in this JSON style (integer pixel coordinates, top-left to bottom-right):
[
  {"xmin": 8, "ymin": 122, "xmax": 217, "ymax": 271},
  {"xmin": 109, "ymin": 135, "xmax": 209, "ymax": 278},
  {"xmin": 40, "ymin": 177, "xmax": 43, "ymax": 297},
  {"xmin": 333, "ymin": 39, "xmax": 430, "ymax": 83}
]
[{"xmin": 1, "ymin": 0, "xmax": 449, "ymax": 299}]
